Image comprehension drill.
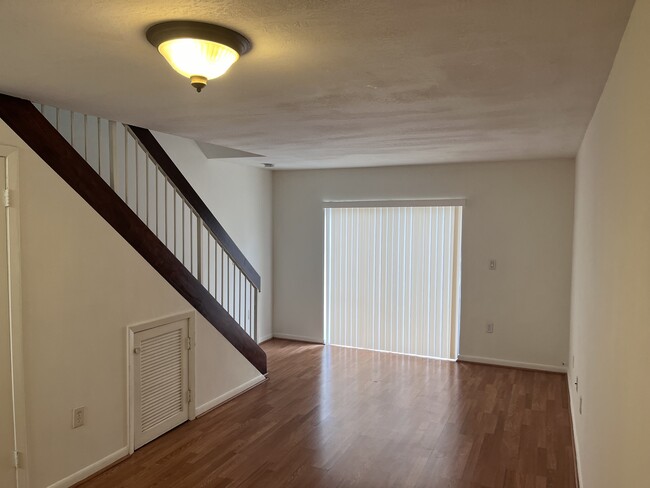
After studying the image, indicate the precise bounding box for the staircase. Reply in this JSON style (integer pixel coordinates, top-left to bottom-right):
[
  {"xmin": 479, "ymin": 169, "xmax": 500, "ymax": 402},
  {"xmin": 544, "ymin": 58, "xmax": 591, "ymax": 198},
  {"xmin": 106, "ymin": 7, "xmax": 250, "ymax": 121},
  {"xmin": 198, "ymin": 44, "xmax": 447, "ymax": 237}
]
[{"xmin": 0, "ymin": 94, "xmax": 266, "ymax": 374}]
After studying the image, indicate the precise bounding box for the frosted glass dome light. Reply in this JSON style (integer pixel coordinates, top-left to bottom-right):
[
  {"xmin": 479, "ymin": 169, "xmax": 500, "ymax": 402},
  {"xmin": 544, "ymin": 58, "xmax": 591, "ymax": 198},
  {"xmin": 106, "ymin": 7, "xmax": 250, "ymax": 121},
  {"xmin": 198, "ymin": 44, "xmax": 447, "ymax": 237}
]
[{"xmin": 146, "ymin": 21, "xmax": 251, "ymax": 92}]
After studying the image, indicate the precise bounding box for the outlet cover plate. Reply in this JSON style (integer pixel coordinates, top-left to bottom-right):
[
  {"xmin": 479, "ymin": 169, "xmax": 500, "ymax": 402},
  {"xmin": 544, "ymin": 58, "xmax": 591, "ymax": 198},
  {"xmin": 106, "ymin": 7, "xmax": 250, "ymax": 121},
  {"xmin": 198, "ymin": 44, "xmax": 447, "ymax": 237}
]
[{"xmin": 72, "ymin": 406, "xmax": 85, "ymax": 429}]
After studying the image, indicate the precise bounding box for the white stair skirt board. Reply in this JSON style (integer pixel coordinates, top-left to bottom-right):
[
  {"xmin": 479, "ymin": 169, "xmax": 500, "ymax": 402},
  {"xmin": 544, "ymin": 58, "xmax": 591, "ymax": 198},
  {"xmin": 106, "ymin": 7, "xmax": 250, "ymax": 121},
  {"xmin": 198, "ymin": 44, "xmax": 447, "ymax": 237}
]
[
  {"xmin": 271, "ymin": 333, "xmax": 324, "ymax": 344},
  {"xmin": 132, "ymin": 317, "xmax": 191, "ymax": 450},
  {"xmin": 196, "ymin": 375, "xmax": 267, "ymax": 416},
  {"xmin": 47, "ymin": 446, "xmax": 129, "ymax": 488},
  {"xmin": 457, "ymin": 355, "xmax": 567, "ymax": 373}
]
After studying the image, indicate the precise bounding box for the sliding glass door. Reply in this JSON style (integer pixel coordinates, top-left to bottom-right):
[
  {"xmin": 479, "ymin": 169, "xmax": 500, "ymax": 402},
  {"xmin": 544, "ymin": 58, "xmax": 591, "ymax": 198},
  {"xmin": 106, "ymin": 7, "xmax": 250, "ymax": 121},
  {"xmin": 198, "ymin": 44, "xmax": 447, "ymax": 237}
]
[{"xmin": 324, "ymin": 204, "xmax": 463, "ymax": 360}]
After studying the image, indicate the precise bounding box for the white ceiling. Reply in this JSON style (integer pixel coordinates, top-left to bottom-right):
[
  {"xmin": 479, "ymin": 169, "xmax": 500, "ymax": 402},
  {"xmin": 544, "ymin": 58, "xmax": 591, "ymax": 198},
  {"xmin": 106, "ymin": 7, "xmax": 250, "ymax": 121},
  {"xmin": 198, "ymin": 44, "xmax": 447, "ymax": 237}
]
[{"xmin": 0, "ymin": 0, "xmax": 635, "ymax": 169}]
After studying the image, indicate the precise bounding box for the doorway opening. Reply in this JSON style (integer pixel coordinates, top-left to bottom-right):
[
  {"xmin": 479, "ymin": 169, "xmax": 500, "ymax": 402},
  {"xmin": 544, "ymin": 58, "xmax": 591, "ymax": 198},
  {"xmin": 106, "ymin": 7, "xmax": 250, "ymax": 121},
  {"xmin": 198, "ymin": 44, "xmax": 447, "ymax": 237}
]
[
  {"xmin": 1, "ymin": 155, "xmax": 14, "ymax": 487},
  {"xmin": 324, "ymin": 202, "xmax": 463, "ymax": 360},
  {"xmin": 1, "ymin": 148, "xmax": 28, "ymax": 488}
]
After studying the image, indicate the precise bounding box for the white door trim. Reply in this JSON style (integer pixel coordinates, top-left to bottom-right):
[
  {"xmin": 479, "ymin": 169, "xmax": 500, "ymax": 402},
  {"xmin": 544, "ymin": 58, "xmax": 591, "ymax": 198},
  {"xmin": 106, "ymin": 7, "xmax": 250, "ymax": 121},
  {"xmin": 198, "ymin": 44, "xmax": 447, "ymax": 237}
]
[
  {"xmin": 126, "ymin": 311, "xmax": 196, "ymax": 455},
  {"xmin": 1, "ymin": 145, "xmax": 29, "ymax": 488}
]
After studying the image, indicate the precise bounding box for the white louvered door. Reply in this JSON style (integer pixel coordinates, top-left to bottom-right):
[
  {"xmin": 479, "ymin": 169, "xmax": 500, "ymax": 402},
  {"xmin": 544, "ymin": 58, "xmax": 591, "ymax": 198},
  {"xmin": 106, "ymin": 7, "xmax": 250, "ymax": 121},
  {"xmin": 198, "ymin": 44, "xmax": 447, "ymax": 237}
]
[{"xmin": 134, "ymin": 319, "xmax": 189, "ymax": 449}]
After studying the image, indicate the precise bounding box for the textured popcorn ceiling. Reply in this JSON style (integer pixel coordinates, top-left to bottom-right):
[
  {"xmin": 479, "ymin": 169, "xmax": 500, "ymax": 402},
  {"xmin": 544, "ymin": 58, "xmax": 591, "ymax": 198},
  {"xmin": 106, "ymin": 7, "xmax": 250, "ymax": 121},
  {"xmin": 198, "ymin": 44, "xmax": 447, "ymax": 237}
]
[{"xmin": 0, "ymin": 0, "xmax": 635, "ymax": 168}]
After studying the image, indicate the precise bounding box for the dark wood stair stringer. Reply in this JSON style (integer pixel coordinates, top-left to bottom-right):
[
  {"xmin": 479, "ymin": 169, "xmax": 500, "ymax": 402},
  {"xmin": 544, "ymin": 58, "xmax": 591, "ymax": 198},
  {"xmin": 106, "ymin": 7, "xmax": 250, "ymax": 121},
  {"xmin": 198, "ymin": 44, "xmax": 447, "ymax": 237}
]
[{"xmin": 0, "ymin": 94, "xmax": 266, "ymax": 374}]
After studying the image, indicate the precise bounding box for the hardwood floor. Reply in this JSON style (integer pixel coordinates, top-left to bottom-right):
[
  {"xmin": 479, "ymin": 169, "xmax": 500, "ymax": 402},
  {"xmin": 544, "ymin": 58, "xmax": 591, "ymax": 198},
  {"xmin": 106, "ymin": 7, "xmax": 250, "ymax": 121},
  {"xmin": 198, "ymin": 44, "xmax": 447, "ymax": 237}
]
[{"xmin": 79, "ymin": 340, "xmax": 576, "ymax": 488}]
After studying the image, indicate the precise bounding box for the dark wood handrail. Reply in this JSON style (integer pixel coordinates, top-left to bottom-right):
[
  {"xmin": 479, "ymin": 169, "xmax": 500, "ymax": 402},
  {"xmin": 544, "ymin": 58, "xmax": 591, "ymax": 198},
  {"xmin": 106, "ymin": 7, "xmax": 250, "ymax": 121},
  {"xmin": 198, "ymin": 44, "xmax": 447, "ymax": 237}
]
[
  {"xmin": 0, "ymin": 94, "xmax": 266, "ymax": 374},
  {"xmin": 127, "ymin": 126, "xmax": 261, "ymax": 291}
]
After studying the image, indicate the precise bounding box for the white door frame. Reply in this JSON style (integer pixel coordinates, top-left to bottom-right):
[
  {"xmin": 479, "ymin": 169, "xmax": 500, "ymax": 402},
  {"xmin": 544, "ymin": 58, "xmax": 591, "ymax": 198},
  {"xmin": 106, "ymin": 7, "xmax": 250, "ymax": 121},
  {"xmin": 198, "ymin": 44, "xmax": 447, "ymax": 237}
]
[
  {"xmin": 126, "ymin": 311, "xmax": 196, "ymax": 454},
  {"xmin": 1, "ymin": 145, "xmax": 29, "ymax": 488}
]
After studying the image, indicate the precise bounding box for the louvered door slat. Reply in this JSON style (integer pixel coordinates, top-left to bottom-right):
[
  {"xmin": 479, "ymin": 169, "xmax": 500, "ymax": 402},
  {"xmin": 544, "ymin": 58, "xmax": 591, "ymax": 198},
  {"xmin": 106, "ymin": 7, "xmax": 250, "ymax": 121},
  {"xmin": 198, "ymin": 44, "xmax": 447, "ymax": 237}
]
[{"xmin": 134, "ymin": 319, "xmax": 189, "ymax": 449}]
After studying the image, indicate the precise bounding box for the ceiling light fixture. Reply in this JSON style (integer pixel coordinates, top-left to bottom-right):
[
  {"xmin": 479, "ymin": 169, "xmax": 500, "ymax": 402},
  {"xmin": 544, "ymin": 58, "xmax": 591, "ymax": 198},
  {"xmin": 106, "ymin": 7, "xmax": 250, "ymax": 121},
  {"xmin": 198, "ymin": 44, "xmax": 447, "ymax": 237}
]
[{"xmin": 146, "ymin": 20, "xmax": 251, "ymax": 93}]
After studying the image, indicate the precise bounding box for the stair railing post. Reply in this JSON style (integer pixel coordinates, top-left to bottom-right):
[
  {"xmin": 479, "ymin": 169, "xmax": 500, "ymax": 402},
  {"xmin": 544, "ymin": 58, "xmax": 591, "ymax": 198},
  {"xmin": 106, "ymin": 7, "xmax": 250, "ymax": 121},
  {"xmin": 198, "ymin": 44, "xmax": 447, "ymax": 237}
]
[
  {"xmin": 109, "ymin": 120, "xmax": 118, "ymax": 192},
  {"xmin": 196, "ymin": 215, "xmax": 202, "ymax": 284},
  {"xmin": 254, "ymin": 288, "xmax": 258, "ymax": 343}
]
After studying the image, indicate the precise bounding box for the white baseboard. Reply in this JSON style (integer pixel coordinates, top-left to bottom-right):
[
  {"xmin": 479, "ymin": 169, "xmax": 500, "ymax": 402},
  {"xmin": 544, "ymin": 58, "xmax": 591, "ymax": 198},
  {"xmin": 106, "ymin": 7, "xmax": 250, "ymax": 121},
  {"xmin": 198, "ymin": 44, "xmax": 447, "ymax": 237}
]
[
  {"xmin": 196, "ymin": 375, "xmax": 266, "ymax": 416},
  {"xmin": 257, "ymin": 333, "xmax": 274, "ymax": 343},
  {"xmin": 457, "ymin": 354, "xmax": 567, "ymax": 373},
  {"xmin": 568, "ymin": 381, "xmax": 583, "ymax": 487},
  {"xmin": 47, "ymin": 446, "xmax": 129, "ymax": 488},
  {"xmin": 271, "ymin": 333, "xmax": 324, "ymax": 344}
]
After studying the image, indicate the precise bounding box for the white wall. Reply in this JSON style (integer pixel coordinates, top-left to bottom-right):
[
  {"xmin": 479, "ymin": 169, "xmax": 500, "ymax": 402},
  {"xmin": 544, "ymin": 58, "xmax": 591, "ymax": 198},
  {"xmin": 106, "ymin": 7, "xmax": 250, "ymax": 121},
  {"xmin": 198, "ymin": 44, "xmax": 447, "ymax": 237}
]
[
  {"xmin": 152, "ymin": 132, "xmax": 273, "ymax": 342},
  {"xmin": 569, "ymin": 0, "xmax": 650, "ymax": 486},
  {"xmin": 273, "ymin": 159, "xmax": 574, "ymax": 370},
  {"xmin": 0, "ymin": 120, "xmax": 263, "ymax": 488}
]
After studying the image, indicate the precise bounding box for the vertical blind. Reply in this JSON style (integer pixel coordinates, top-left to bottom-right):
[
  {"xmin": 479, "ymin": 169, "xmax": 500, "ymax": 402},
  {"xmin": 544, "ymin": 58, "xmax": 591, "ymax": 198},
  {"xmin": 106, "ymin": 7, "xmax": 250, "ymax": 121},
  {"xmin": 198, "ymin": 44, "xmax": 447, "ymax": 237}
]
[{"xmin": 324, "ymin": 205, "xmax": 463, "ymax": 360}]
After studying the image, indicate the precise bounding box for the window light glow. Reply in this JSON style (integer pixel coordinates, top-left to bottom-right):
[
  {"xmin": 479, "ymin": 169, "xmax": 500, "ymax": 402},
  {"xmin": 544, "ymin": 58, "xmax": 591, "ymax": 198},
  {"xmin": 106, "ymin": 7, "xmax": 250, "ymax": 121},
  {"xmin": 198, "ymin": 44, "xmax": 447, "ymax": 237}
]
[{"xmin": 324, "ymin": 206, "xmax": 463, "ymax": 360}]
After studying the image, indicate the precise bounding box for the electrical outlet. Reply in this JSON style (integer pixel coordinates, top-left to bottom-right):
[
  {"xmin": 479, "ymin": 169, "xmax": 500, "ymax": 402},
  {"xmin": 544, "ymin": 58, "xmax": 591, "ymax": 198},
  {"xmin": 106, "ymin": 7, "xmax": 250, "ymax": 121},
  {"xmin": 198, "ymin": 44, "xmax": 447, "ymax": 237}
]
[
  {"xmin": 489, "ymin": 259, "xmax": 497, "ymax": 270},
  {"xmin": 72, "ymin": 407, "xmax": 85, "ymax": 429},
  {"xmin": 486, "ymin": 323, "xmax": 494, "ymax": 333}
]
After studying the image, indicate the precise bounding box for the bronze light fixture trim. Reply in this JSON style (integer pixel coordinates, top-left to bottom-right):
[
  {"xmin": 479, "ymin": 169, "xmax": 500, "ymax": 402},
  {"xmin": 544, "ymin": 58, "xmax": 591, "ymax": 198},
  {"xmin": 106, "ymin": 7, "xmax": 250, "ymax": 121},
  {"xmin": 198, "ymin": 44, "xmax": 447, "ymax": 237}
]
[{"xmin": 146, "ymin": 21, "xmax": 252, "ymax": 92}]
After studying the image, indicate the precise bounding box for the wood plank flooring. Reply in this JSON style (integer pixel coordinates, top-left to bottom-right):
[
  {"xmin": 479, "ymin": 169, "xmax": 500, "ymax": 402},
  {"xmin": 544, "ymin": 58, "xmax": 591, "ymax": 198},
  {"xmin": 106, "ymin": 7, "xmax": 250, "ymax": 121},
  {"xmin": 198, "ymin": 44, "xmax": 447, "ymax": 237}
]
[{"xmin": 79, "ymin": 340, "xmax": 576, "ymax": 488}]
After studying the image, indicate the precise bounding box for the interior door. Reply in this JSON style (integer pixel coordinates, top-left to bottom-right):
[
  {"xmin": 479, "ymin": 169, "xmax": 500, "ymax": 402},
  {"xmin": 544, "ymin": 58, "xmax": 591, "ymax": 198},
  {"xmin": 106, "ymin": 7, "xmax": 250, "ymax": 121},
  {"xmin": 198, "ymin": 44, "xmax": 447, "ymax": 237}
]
[
  {"xmin": 133, "ymin": 319, "xmax": 190, "ymax": 449},
  {"xmin": 0, "ymin": 156, "xmax": 16, "ymax": 487}
]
